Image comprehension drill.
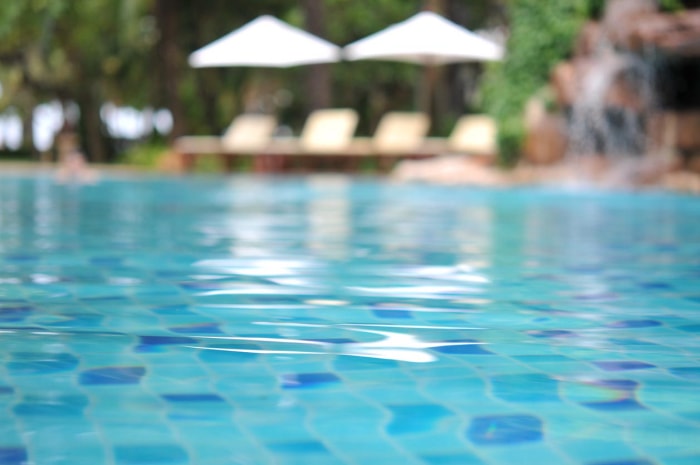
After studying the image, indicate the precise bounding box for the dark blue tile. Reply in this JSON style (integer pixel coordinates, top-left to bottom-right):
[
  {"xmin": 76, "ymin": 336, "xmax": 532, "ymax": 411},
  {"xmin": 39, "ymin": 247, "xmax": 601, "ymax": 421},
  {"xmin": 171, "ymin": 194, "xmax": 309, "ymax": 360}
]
[
  {"xmin": 668, "ymin": 367, "xmax": 700, "ymax": 381},
  {"xmin": 140, "ymin": 336, "xmax": 197, "ymax": 345},
  {"xmin": 168, "ymin": 322, "xmax": 223, "ymax": 335},
  {"xmin": 678, "ymin": 324, "xmax": 700, "ymax": 333},
  {"xmin": 590, "ymin": 379, "xmax": 639, "ymax": 392},
  {"xmin": 593, "ymin": 361, "xmax": 655, "ymax": 371},
  {"xmin": 7, "ymin": 352, "xmax": 79, "ymax": 375},
  {"xmin": 266, "ymin": 440, "xmax": 329, "ymax": 454},
  {"xmin": 434, "ymin": 339, "xmax": 492, "ymax": 355},
  {"xmin": 281, "ymin": 372, "xmax": 340, "ymax": 389},
  {"xmin": 135, "ymin": 335, "xmax": 197, "ymax": 352},
  {"xmin": 0, "ymin": 447, "xmax": 27, "ymax": 465},
  {"xmin": 13, "ymin": 395, "xmax": 88, "ymax": 417},
  {"xmin": 581, "ymin": 398, "xmax": 646, "ymax": 411},
  {"xmin": 372, "ymin": 309, "xmax": 413, "ymax": 319},
  {"xmin": 491, "ymin": 374, "xmax": 560, "ymax": 403},
  {"xmin": 467, "ymin": 414, "xmax": 543, "ymax": 445},
  {"xmin": 606, "ymin": 320, "xmax": 661, "ymax": 329},
  {"xmin": 0, "ymin": 386, "xmax": 14, "ymax": 395},
  {"xmin": 79, "ymin": 366, "xmax": 146, "ymax": 385},
  {"xmin": 387, "ymin": 404, "xmax": 451, "ymax": 435},
  {"xmin": 0, "ymin": 306, "xmax": 34, "ymax": 323},
  {"xmin": 161, "ymin": 393, "xmax": 225, "ymax": 403},
  {"xmin": 638, "ymin": 282, "xmax": 672, "ymax": 290},
  {"xmin": 114, "ymin": 444, "xmax": 188, "ymax": 464}
]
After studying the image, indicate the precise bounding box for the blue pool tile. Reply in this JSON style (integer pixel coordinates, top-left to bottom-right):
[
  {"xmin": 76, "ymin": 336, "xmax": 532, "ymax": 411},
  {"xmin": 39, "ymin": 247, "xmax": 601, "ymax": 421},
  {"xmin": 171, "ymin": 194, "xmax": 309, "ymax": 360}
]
[
  {"xmin": 135, "ymin": 335, "xmax": 197, "ymax": 352},
  {"xmin": 586, "ymin": 459, "xmax": 655, "ymax": 465},
  {"xmin": 79, "ymin": 366, "xmax": 146, "ymax": 385},
  {"xmin": 333, "ymin": 356, "xmax": 399, "ymax": 371},
  {"xmin": 281, "ymin": 372, "xmax": 340, "ymax": 389},
  {"xmin": 113, "ymin": 444, "xmax": 188, "ymax": 465},
  {"xmin": 90, "ymin": 257, "xmax": 123, "ymax": 267},
  {"xmin": 467, "ymin": 414, "xmax": 543, "ymax": 446},
  {"xmin": 4, "ymin": 254, "xmax": 38, "ymax": 262},
  {"xmin": 514, "ymin": 354, "xmax": 574, "ymax": 363},
  {"xmin": 434, "ymin": 339, "xmax": 493, "ymax": 355},
  {"xmin": 592, "ymin": 361, "xmax": 656, "ymax": 371},
  {"xmin": 0, "ymin": 386, "xmax": 14, "ymax": 395},
  {"xmin": 0, "ymin": 305, "xmax": 33, "ymax": 322},
  {"xmin": 266, "ymin": 440, "xmax": 329, "ymax": 454},
  {"xmin": 7, "ymin": 352, "xmax": 79, "ymax": 375},
  {"xmin": 13, "ymin": 394, "xmax": 89, "ymax": 417},
  {"xmin": 668, "ymin": 367, "xmax": 700, "ymax": 381},
  {"xmin": 168, "ymin": 322, "xmax": 223, "ymax": 334},
  {"xmin": 161, "ymin": 393, "xmax": 225, "ymax": 403},
  {"xmin": 196, "ymin": 344, "xmax": 259, "ymax": 363},
  {"xmin": 420, "ymin": 452, "xmax": 485, "ymax": 465},
  {"xmin": 139, "ymin": 335, "xmax": 197, "ymax": 345},
  {"xmin": 150, "ymin": 305, "xmax": 195, "ymax": 315},
  {"xmin": 372, "ymin": 308, "xmax": 413, "ymax": 319},
  {"xmin": 0, "ymin": 447, "xmax": 27, "ymax": 465},
  {"xmin": 606, "ymin": 320, "xmax": 661, "ymax": 329},
  {"xmin": 308, "ymin": 338, "xmax": 355, "ymax": 344},
  {"xmin": 491, "ymin": 373, "xmax": 560, "ymax": 403},
  {"xmin": 527, "ymin": 330, "xmax": 577, "ymax": 338},
  {"xmin": 639, "ymin": 282, "xmax": 672, "ymax": 289},
  {"xmin": 386, "ymin": 404, "xmax": 452, "ymax": 435},
  {"xmin": 581, "ymin": 398, "xmax": 646, "ymax": 411},
  {"xmin": 677, "ymin": 324, "xmax": 700, "ymax": 333}
]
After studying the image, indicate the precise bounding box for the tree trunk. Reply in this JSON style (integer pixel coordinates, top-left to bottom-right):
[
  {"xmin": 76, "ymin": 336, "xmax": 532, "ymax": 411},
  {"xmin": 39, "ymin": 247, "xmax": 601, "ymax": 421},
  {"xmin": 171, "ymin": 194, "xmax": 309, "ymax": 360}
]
[
  {"xmin": 77, "ymin": 91, "xmax": 108, "ymax": 163},
  {"xmin": 20, "ymin": 102, "xmax": 36, "ymax": 158},
  {"xmin": 155, "ymin": 0, "xmax": 187, "ymax": 140},
  {"xmin": 303, "ymin": 0, "xmax": 332, "ymax": 111}
]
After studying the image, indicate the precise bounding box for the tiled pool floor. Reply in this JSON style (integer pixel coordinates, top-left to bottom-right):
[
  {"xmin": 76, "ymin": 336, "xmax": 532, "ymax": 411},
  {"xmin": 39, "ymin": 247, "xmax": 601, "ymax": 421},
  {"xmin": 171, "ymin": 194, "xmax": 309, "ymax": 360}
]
[{"xmin": 0, "ymin": 174, "xmax": 699, "ymax": 465}]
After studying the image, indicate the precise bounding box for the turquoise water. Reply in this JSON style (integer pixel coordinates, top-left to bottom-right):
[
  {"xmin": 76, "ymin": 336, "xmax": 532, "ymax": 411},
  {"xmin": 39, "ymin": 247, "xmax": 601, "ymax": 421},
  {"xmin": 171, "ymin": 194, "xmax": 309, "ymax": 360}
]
[{"xmin": 0, "ymin": 174, "xmax": 699, "ymax": 465}]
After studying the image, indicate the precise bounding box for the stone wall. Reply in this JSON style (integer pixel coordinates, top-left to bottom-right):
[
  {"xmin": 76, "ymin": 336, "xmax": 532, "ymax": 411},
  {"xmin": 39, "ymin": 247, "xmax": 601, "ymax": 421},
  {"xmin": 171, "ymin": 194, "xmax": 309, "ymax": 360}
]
[{"xmin": 524, "ymin": 0, "xmax": 700, "ymax": 171}]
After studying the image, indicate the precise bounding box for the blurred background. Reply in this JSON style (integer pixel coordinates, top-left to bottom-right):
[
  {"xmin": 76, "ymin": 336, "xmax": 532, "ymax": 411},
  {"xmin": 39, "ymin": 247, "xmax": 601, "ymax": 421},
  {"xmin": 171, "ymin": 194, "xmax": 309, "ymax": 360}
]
[{"xmin": 0, "ymin": 0, "xmax": 696, "ymax": 170}]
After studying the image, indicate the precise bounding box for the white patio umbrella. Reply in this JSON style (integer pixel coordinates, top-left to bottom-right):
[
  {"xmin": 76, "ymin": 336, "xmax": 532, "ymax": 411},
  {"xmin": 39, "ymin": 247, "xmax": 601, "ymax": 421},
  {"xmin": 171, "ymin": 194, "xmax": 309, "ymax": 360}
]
[
  {"xmin": 189, "ymin": 15, "xmax": 341, "ymax": 68},
  {"xmin": 343, "ymin": 11, "xmax": 503, "ymax": 65},
  {"xmin": 343, "ymin": 11, "xmax": 504, "ymax": 113}
]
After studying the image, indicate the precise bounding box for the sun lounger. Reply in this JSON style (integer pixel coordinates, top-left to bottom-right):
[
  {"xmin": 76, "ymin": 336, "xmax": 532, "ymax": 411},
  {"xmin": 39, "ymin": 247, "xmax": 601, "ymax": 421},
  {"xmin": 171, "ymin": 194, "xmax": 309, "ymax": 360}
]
[
  {"xmin": 173, "ymin": 114, "xmax": 277, "ymax": 171},
  {"xmin": 421, "ymin": 114, "xmax": 497, "ymax": 158},
  {"xmin": 257, "ymin": 108, "xmax": 359, "ymax": 172}
]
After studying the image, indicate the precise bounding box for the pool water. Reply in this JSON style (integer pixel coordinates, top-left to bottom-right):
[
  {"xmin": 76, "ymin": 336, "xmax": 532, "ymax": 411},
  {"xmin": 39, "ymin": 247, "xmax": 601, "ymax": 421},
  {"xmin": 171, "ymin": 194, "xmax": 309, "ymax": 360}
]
[{"xmin": 0, "ymin": 174, "xmax": 699, "ymax": 465}]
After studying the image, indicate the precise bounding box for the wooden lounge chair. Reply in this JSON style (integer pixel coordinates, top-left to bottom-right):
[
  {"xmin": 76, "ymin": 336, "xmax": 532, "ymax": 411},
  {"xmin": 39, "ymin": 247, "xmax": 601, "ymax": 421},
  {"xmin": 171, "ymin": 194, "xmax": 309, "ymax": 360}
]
[
  {"xmin": 257, "ymin": 108, "xmax": 359, "ymax": 172},
  {"xmin": 173, "ymin": 114, "xmax": 277, "ymax": 171},
  {"xmin": 421, "ymin": 114, "xmax": 498, "ymax": 159},
  {"xmin": 347, "ymin": 112, "xmax": 431, "ymax": 170}
]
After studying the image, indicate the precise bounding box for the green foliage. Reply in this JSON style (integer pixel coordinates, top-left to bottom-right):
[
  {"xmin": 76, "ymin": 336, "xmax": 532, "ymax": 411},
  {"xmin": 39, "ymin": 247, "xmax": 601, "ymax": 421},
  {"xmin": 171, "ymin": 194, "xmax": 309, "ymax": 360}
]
[
  {"xmin": 483, "ymin": 0, "xmax": 590, "ymax": 166},
  {"xmin": 118, "ymin": 141, "xmax": 169, "ymax": 168}
]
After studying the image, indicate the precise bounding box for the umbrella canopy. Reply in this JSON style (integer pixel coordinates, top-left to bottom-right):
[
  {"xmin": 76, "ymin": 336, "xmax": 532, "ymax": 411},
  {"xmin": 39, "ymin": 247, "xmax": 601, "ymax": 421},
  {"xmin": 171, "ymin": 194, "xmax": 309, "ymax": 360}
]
[
  {"xmin": 343, "ymin": 11, "xmax": 504, "ymax": 65},
  {"xmin": 189, "ymin": 15, "xmax": 341, "ymax": 68}
]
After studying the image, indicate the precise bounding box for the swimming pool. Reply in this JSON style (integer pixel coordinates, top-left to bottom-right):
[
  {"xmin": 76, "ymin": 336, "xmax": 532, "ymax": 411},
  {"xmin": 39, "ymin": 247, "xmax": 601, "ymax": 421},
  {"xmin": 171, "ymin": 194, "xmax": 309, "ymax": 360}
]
[{"xmin": 0, "ymin": 174, "xmax": 698, "ymax": 465}]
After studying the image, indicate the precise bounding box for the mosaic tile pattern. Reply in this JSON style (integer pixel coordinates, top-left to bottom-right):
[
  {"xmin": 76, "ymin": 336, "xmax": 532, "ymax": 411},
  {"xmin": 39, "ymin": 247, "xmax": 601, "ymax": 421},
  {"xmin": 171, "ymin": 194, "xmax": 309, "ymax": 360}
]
[{"xmin": 0, "ymin": 174, "xmax": 699, "ymax": 465}]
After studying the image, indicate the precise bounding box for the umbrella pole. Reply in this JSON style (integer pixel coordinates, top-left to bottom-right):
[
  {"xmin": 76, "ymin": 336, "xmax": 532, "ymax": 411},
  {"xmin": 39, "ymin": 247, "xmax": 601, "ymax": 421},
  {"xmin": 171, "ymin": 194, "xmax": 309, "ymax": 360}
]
[{"xmin": 421, "ymin": 65, "xmax": 438, "ymax": 124}]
